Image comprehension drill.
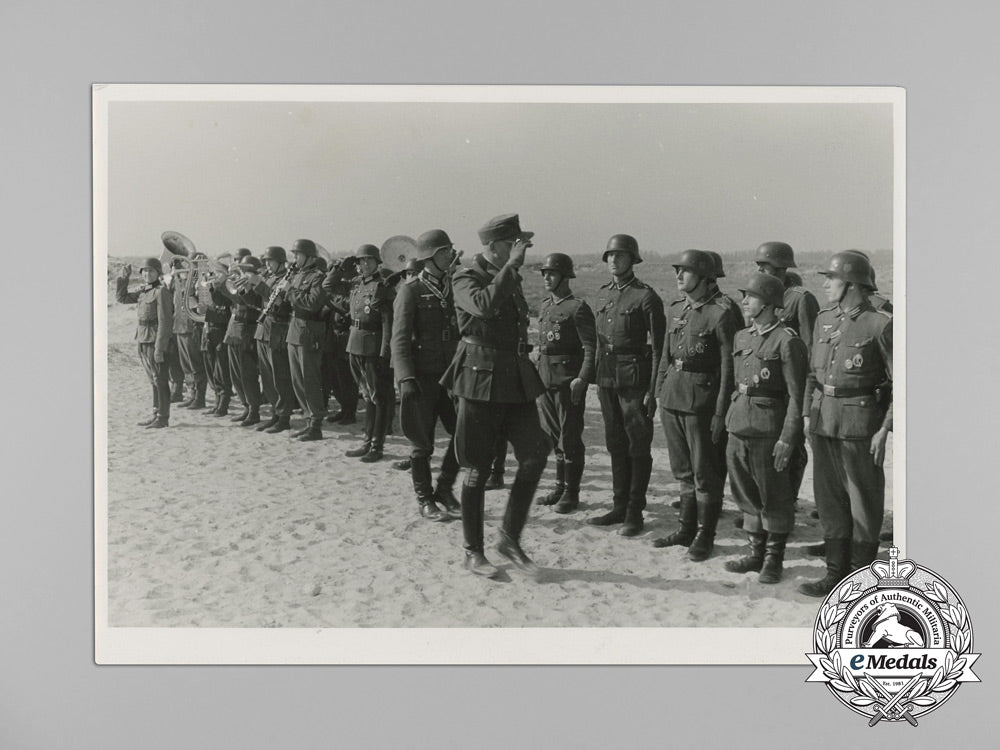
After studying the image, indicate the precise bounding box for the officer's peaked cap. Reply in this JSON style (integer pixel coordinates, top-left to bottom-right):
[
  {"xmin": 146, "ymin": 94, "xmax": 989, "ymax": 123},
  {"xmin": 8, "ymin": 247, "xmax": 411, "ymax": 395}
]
[{"xmin": 477, "ymin": 213, "xmax": 534, "ymax": 245}]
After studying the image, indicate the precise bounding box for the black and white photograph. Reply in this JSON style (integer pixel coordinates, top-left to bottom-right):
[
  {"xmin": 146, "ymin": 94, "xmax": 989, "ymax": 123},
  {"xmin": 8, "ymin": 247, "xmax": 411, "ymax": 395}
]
[{"xmin": 95, "ymin": 85, "xmax": 903, "ymax": 664}]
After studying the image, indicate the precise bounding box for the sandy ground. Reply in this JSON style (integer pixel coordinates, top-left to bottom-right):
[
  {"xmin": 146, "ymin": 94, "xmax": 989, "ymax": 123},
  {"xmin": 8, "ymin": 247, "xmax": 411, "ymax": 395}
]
[{"xmin": 104, "ymin": 303, "xmax": 893, "ymax": 628}]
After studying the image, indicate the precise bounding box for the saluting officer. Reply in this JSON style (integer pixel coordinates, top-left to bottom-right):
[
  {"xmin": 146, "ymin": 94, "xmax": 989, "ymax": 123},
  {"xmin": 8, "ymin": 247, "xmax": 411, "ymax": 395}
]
[
  {"xmin": 535, "ymin": 253, "xmax": 596, "ymax": 514},
  {"xmin": 115, "ymin": 257, "xmax": 174, "ymax": 428},
  {"xmin": 652, "ymin": 249, "xmax": 738, "ymax": 560},
  {"xmin": 215, "ymin": 255, "xmax": 263, "ymax": 427},
  {"xmin": 799, "ymin": 252, "xmax": 892, "ymax": 597},
  {"xmin": 342, "ymin": 244, "xmax": 395, "ymax": 462},
  {"xmin": 723, "ymin": 274, "xmax": 807, "ymax": 584},
  {"xmin": 391, "ymin": 229, "xmax": 462, "ymax": 521},
  {"xmin": 587, "ymin": 234, "xmax": 666, "ymax": 537},
  {"xmin": 249, "ymin": 246, "xmax": 296, "ymax": 434},
  {"xmin": 284, "ymin": 238, "xmax": 329, "ymax": 441},
  {"xmin": 441, "ymin": 213, "xmax": 550, "ymax": 579}
]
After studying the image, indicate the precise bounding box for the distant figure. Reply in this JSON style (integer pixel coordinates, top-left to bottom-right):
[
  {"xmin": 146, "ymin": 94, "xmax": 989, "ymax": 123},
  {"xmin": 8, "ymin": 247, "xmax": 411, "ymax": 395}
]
[{"xmin": 864, "ymin": 603, "xmax": 924, "ymax": 647}]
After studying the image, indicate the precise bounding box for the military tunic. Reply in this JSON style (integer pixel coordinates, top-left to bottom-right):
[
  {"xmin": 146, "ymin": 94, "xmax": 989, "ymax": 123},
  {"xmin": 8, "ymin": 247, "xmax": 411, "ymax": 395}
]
[
  {"xmin": 202, "ymin": 286, "xmax": 233, "ymax": 408},
  {"xmin": 778, "ymin": 282, "xmax": 820, "ymax": 500},
  {"xmin": 807, "ymin": 301, "xmax": 893, "ymax": 544},
  {"xmin": 284, "ymin": 257, "xmax": 329, "ymax": 421},
  {"xmin": 170, "ymin": 276, "xmax": 208, "ymax": 402},
  {"xmin": 592, "ymin": 274, "xmax": 665, "ymax": 513},
  {"xmin": 346, "ymin": 270, "xmax": 395, "ymax": 445},
  {"xmin": 320, "ymin": 267, "xmax": 359, "ymax": 419},
  {"xmin": 725, "ymin": 322, "xmax": 808, "ymax": 533},
  {"xmin": 253, "ymin": 267, "xmax": 295, "ymax": 418},
  {"xmin": 116, "ymin": 276, "xmax": 174, "ymax": 418},
  {"xmin": 217, "ymin": 282, "xmax": 262, "ymax": 413}
]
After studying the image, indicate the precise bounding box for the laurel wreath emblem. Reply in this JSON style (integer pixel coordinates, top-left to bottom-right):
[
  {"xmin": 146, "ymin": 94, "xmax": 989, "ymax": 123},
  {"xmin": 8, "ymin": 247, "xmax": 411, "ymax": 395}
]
[{"xmin": 813, "ymin": 578, "xmax": 973, "ymax": 714}]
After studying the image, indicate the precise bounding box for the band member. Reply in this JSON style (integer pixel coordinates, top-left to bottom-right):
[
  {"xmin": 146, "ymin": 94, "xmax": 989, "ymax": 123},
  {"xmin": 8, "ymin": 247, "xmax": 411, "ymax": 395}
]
[
  {"xmin": 391, "ymin": 229, "xmax": 463, "ymax": 520},
  {"xmin": 652, "ymin": 249, "xmax": 738, "ymax": 560},
  {"xmin": 284, "ymin": 239, "xmax": 329, "ymax": 441},
  {"xmin": 115, "ymin": 258, "xmax": 174, "ymax": 428},
  {"xmin": 534, "ymin": 253, "xmax": 596, "ymax": 514},
  {"xmin": 213, "ymin": 255, "xmax": 263, "ymax": 426},
  {"xmin": 799, "ymin": 252, "xmax": 892, "ymax": 597},
  {"xmin": 441, "ymin": 213, "xmax": 550, "ymax": 579},
  {"xmin": 723, "ymin": 274, "xmax": 807, "ymax": 583},
  {"xmin": 202, "ymin": 260, "xmax": 234, "ymax": 416},
  {"xmin": 342, "ymin": 244, "xmax": 395, "ymax": 462},
  {"xmin": 248, "ymin": 246, "xmax": 296, "ymax": 433},
  {"xmin": 321, "ymin": 257, "xmax": 360, "ymax": 425},
  {"xmin": 171, "ymin": 253, "xmax": 209, "ymax": 410},
  {"xmin": 587, "ymin": 234, "xmax": 665, "ymax": 537},
  {"xmin": 404, "ymin": 257, "xmax": 424, "ymax": 280}
]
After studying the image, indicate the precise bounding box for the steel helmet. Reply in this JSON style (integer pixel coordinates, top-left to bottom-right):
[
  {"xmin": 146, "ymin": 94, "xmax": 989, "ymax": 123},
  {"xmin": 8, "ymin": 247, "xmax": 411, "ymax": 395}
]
[
  {"xmin": 405, "ymin": 258, "xmax": 424, "ymax": 274},
  {"xmin": 819, "ymin": 252, "xmax": 875, "ymax": 289},
  {"xmin": 415, "ymin": 229, "xmax": 454, "ymax": 261},
  {"xmin": 291, "ymin": 239, "xmax": 318, "ymax": 258},
  {"xmin": 739, "ymin": 274, "xmax": 785, "ymax": 308},
  {"xmin": 141, "ymin": 257, "xmax": 164, "ymax": 275},
  {"xmin": 754, "ymin": 241, "xmax": 797, "ymax": 269},
  {"xmin": 602, "ymin": 234, "xmax": 642, "ymax": 263},
  {"xmin": 841, "ymin": 249, "xmax": 879, "ymax": 291},
  {"xmin": 353, "ymin": 244, "xmax": 383, "ymax": 263},
  {"xmin": 671, "ymin": 249, "xmax": 715, "ymax": 278},
  {"xmin": 706, "ymin": 250, "xmax": 725, "ymax": 279},
  {"xmin": 539, "ymin": 252, "xmax": 575, "ymax": 278},
  {"xmin": 263, "ymin": 246, "xmax": 287, "ymax": 263}
]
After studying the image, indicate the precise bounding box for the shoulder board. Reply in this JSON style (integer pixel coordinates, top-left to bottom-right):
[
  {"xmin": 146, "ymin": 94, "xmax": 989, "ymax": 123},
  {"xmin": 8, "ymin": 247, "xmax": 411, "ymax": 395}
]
[
  {"xmin": 715, "ymin": 295, "xmax": 732, "ymax": 308},
  {"xmin": 599, "ymin": 280, "xmax": 613, "ymax": 289},
  {"xmin": 783, "ymin": 327, "xmax": 799, "ymax": 337},
  {"xmin": 632, "ymin": 279, "xmax": 650, "ymax": 289},
  {"xmin": 818, "ymin": 304, "xmax": 838, "ymax": 313},
  {"xmin": 875, "ymin": 308, "xmax": 892, "ymax": 320},
  {"xmin": 784, "ymin": 285, "xmax": 805, "ymax": 296},
  {"xmin": 669, "ymin": 297, "xmax": 687, "ymax": 308}
]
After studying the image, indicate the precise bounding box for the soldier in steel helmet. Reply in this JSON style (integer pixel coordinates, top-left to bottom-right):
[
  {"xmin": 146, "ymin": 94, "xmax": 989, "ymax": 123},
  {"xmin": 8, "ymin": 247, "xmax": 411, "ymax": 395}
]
[
  {"xmin": 842, "ymin": 249, "xmax": 893, "ymax": 314},
  {"xmin": 799, "ymin": 251, "xmax": 892, "ymax": 597},
  {"xmin": 341, "ymin": 244, "xmax": 395, "ymax": 462},
  {"xmin": 321, "ymin": 255, "xmax": 360, "ymax": 426},
  {"xmin": 212, "ymin": 255, "xmax": 264, "ymax": 427},
  {"xmin": 391, "ymin": 229, "xmax": 463, "ymax": 521},
  {"xmin": 754, "ymin": 241, "xmax": 820, "ymax": 510},
  {"xmin": 587, "ymin": 234, "xmax": 666, "ymax": 537},
  {"xmin": 534, "ymin": 252, "xmax": 596, "ymax": 514},
  {"xmin": 201, "ymin": 257, "xmax": 234, "ymax": 416},
  {"xmin": 170, "ymin": 252, "xmax": 209, "ymax": 411},
  {"xmin": 284, "ymin": 239, "xmax": 330, "ymax": 441},
  {"xmin": 115, "ymin": 257, "xmax": 175, "ymax": 428},
  {"xmin": 723, "ymin": 274, "xmax": 808, "ymax": 584},
  {"xmin": 440, "ymin": 213, "xmax": 550, "ymax": 579},
  {"xmin": 247, "ymin": 246, "xmax": 296, "ymax": 434},
  {"xmin": 651, "ymin": 249, "xmax": 738, "ymax": 561}
]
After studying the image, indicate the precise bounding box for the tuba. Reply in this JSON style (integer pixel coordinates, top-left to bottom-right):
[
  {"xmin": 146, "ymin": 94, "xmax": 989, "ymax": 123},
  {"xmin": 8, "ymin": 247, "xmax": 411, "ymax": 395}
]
[{"xmin": 159, "ymin": 231, "xmax": 224, "ymax": 324}]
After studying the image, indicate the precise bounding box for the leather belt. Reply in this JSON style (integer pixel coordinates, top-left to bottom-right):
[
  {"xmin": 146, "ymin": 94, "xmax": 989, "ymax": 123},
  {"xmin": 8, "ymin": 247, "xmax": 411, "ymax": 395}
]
[
  {"xmin": 819, "ymin": 385, "xmax": 876, "ymax": 398},
  {"xmin": 351, "ymin": 320, "xmax": 381, "ymax": 331},
  {"xmin": 738, "ymin": 383, "xmax": 784, "ymax": 396},
  {"xmin": 461, "ymin": 336, "xmax": 532, "ymax": 356},
  {"xmin": 293, "ymin": 311, "xmax": 325, "ymax": 322},
  {"xmin": 602, "ymin": 344, "xmax": 649, "ymax": 355},
  {"xmin": 538, "ymin": 346, "xmax": 580, "ymax": 355},
  {"xmin": 673, "ymin": 358, "xmax": 716, "ymax": 373}
]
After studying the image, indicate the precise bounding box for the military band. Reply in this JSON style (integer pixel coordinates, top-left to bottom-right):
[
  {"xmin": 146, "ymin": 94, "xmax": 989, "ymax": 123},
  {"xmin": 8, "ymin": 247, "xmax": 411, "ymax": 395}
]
[{"xmin": 117, "ymin": 228, "xmax": 893, "ymax": 591}]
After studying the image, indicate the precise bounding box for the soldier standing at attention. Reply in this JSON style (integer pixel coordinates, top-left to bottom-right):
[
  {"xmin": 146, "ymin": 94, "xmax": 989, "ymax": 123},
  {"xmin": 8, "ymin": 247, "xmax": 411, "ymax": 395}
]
[
  {"xmin": 441, "ymin": 213, "xmax": 550, "ymax": 579},
  {"xmin": 535, "ymin": 253, "xmax": 596, "ymax": 514},
  {"xmin": 341, "ymin": 244, "xmax": 395, "ymax": 463},
  {"xmin": 284, "ymin": 239, "xmax": 329, "ymax": 441},
  {"xmin": 799, "ymin": 252, "xmax": 892, "ymax": 597},
  {"xmin": 321, "ymin": 255, "xmax": 360, "ymax": 425},
  {"xmin": 249, "ymin": 246, "xmax": 295, "ymax": 434},
  {"xmin": 391, "ymin": 229, "xmax": 463, "ymax": 521},
  {"xmin": 723, "ymin": 274, "xmax": 807, "ymax": 583},
  {"xmin": 651, "ymin": 250, "xmax": 738, "ymax": 560},
  {"xmin": 587, "ymin": 234, "xmax": 665, "ymax": 537},
  {"xmin": 202, "ymin": 261, "xmax": 234, "ymax": 417},
  {"xmin": 214, "ymin": 255, "xmax": 263, "ymax": 427},
  {"xmin": 115, "ymin": 258, "xmax": 174, "ymax": 428},
  {"xmin": 171, "ymin": 254, "xmax": 209, "ymax": 411}
]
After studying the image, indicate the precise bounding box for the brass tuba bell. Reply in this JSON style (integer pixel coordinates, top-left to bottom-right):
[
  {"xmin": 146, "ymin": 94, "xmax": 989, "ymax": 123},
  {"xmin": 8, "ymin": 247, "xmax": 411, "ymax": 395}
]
[{"xmin": 159, "ymin": 231, "xmax": 221, "ymax": 324}]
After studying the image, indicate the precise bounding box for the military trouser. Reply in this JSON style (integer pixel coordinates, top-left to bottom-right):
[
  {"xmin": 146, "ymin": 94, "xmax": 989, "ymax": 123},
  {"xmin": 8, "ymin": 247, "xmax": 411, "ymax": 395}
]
[
  {"xmin": 176, "ymin": 327, "xmax": 208, "ymax": 395},
  {"xmin": 227, "ymin": 340, "xmax": 260, "ymax": 411},
  {"xmin": 454, "ymin": 398, "xmax": 550, "ymax": 551},
  {"xmin": 138, "ymin": 342, "xmax": 171, "ymax": 420},
  {"xmin": 810, "ymin": 433, "xmax": 884, "ymax": 544},
  {"xmin": 598, "ymin": 387, "xmax": 653, "ymax": 511},
  {"xmin": 725, "ymin": 434, "xmax": 795, "ymax": 534},
  {"xmin": 288, "ymin": 342, "xmax": 326, "ymax": 421},
  {"xmin": 661, "ymin": 408, "xmax": 725, "ymax": 507},
  {"xmin": 323, "ymin": 349, "xmax": 359, "ymax": 417},
  {"xmin": 257, "ymin": 340, "xmax": 295, "ymax": 417},
  {"xmin": 350, "ymin": 355, "xmax": 393, "ymax": 445},
  {"xmin": 538, "ymin": 384, "xmax": 586, "ymax": 491},
  {"xmin": 400, "ymin": 372, "xmax": 459, "ymax": 475},
  {"xmin": 788, "ymin": 439, "xmax": 809, "ymax": 501},
  {"xmin": 167, "ymin": 334, "xmax": 184, "ymax": 393},
  {"xmin": 202, "ymin": 330, "xmax": 231, "ymax": 403}
]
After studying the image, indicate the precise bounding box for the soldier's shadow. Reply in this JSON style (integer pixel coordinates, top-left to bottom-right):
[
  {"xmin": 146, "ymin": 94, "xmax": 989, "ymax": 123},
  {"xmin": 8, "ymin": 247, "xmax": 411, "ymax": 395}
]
[{"xmin": 531, "ymin": 566, "xmax": 747, "ymax": 596}]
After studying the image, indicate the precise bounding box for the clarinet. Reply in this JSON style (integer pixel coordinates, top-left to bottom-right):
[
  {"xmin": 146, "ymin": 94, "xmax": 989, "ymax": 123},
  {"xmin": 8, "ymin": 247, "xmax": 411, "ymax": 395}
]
[{"xmin": 260, "ymin": 264, "xmax": 296, "ymax": 319}]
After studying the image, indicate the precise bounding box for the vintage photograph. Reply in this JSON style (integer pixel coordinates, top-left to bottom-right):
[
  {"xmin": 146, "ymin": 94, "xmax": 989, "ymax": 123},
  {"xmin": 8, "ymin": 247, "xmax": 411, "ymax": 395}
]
[{"xmin": 94, "ymin": 85, "xmax": 903, "ymax": 663}]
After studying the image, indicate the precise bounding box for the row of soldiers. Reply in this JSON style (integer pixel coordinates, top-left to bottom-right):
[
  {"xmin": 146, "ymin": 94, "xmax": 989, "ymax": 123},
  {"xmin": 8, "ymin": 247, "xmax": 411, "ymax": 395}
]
[{"xmin": 117, "ymin": 214, "xmax": 892, "ymax": 596}]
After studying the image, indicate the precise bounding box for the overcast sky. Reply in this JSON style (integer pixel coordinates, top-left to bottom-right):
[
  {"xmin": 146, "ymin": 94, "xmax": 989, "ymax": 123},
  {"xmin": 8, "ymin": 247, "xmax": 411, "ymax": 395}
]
[{"xmin": 105, "ymin": 99, "xmax": 894, "ymax": 261}]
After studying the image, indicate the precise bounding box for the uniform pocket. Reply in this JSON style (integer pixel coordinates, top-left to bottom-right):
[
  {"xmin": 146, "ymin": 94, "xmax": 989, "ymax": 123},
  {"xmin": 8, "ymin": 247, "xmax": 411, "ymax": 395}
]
[
  {"xmin": 748, "ymin": 396, "xmax": 783, "ymax": 435},
  {"xmin": 839, "ymin": 395, "xmax": 882, "ymax": 438},
  {"xmin": 614, "ymin": 354, "xmax": 651, "ymax": 389},
  {"xmin": 457, "ymin": 363, "xmax": 493, "ymax": 401}
]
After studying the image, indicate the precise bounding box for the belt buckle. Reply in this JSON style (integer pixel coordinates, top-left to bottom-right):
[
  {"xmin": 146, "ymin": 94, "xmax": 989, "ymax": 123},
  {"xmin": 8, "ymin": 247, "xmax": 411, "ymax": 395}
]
[
  {"xmin": 675, "ymin": 358, "xmax": 685, "ymax": 370},
  {"xmin": 822, "ymin": 384, "xmax": 836, "ymax": 396},
  {"xmin": 738, "ymin": 383, "xmax": 749, "ymax": 394}
]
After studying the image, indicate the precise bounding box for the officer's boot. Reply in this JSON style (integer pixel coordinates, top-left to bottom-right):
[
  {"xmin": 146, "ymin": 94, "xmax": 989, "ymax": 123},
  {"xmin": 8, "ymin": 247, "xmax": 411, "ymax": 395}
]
[
  {"xmin": 264, "ymin": 415, "xmax": 292, "ymax": 434},
  {"xmin": 485, "ymin": 470, "xmax": 505, "ymax": 491},
  {"xmin": 758, "ymin": 532, "xmax": 789, "ymax": 584},
  {"xmin": 434, "ymin": 476, "xmax": 460, "ymax": 515},
  {"xmin": 345, "ymin": 437, "xmax": 372, "ymax": 457},
  {"xmin": 851, "ymin": 540, "xmax": 880, "ymax": 572},
  {"xmin": 539, "ymin": 455, "xmax": 565, "ymax": 505},
  {"xmin": 724, "ymin": 531, "xmax": 767, "ymax": 573},
  {"xmin": 587, "ymin": 451, "xmax": 630, "ymax": 526},
  {"xmin": 240, "ymin": 406, "xmax": 261, "ymax": 427},
  {"xmin": 461, "ymin": 479, "xmax": 499, "ymax": 579},
  {"xmin": 619, "ymin": 454, "xmax": 652, "ymax": 537},
  {"xmin": 360, "ymin": 436, "xmax": 385, "ymax": 463},
  {"xmin": 413, "ymin": 456, "xmax": 446, "ymax": 522},
  {"xmin": 687, "ymin": 500, "xmax": 722, "ymax": 561},
  {"xmin": 138, "ymin": 387, "xmax": 160, "ymax": 426},
  {"xmin": 496, "ymin": 477, "xmax": 540, "ymax": 579},
  {"xmin": 806, "ymin": 542, "xmax": 827, "ymax": 557},
  {"xmin": 798, "ymin": 538, "xmax": 852, "ymax": 597},
  {"xmin": 170, "ymin": 382, "xmax": 185, "ymax": 403},
  {"xmin": 554, "ymin": 456, "xmax": 583, "ymax": 514},
  {"xmin": 652, "ymin": 492, "xmax": 697, "ymax": 547},
  {"xmin": 297, "ymin": 416, "xmax": 323, "ymax": 442},
  {"xmin": 346, "ymin": 406, "xmax": 376, "ymax": 455}
]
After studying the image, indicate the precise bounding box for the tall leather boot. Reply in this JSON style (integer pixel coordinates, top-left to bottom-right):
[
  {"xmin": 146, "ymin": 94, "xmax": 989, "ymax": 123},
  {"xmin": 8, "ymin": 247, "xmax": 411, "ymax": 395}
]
[
  {"xmin": 687, "ymin": 500, "xmax": 722, "ymax": 561},
  {"xmin": 554, "ymin": 456, "xmax": 583, "ymax": 514},
  {"xmin": 360, "ymin": 436, "xmax": 385, "ymax": 463},
  {"xmin": 851, "ymin": 540, "xmax": 880, "ymax": 572},
  {"xmin": 345, "ymin": 437, "xmax": 372, "ymax": 457},
  {"xmin": 413, "ymin": 456, "xmax": 446, "ymax": 522},
  {"xmin": 170, "ymin": 382, "xmax": 185, "ymax": 403},
  {"xmin": 758, "ymin": 532, "xmax": 788, "ymax": 584},
  {"xmin": 724, "ymin": 531, "xmax": 767, "ymax": 573},
  {"xmin": 496, "ymin": 477, "xmax": 540, "ymax": 578},
  {"xmin": 587, "ymin": 451, "xmax": 630, "ymax": 526},
  {"xmin": 461, "ymin": 480, "xmax": 498, "ymax": 579},
  {"xmin": 799, "ymin": 538, "xmax": 852, "ymax": 597},
  {"xmin": 297, "ymin": 416, "xmax": 323, "ymax": 441},
  {"xmin": 539, "ymin": 454, "xmax": 565, "ymax": 505},
  {"xmin": 619, "ymin": 454, "xmax": 652, "ymax": 537},
  {"xmin": 434, "ymin": 477, "xmax": 460, "ymax": 514},
  {"xmin": 652, "ymin": 492, "xmax": 697, "ymax": 547},
  {"xmin": 346, "ymin": 406, "xmax": 376, "ymax": 455}
]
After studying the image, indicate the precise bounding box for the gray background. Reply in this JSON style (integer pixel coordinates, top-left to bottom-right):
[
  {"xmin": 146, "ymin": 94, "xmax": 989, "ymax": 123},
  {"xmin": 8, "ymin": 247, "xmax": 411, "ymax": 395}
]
[{"xmin": 2, "ymin": 0, "xmax": 996, "ymax": 747}]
